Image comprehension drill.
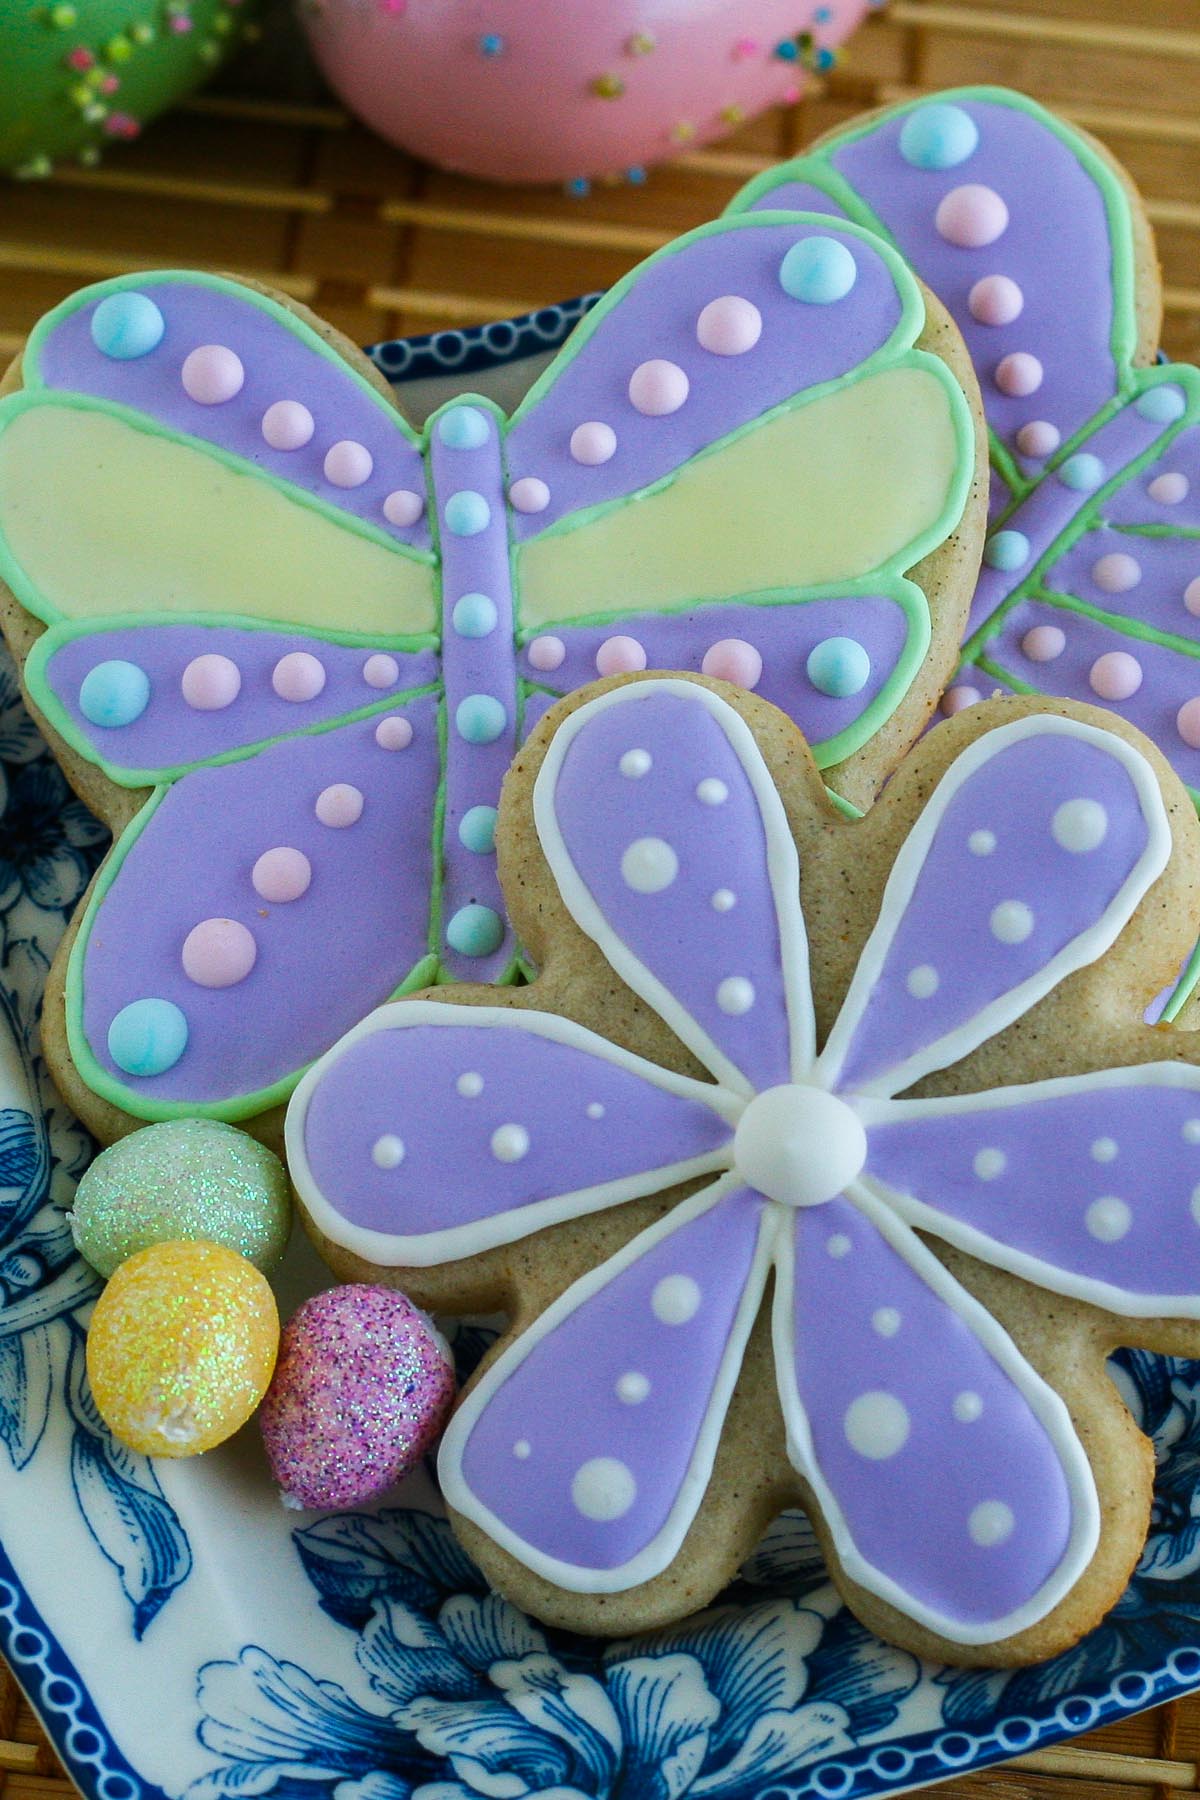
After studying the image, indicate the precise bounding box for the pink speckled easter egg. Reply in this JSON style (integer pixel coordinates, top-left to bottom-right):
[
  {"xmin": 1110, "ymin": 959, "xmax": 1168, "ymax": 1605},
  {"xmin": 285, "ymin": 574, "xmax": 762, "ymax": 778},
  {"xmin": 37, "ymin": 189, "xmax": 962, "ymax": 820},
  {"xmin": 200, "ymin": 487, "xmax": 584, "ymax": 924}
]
[
  {"xmin": 298, "ymin": 0, "xmax": 870, "ymax": 185},
  {"xmin": 259, "ymin": 1284, "xmax": 456, "ymax": 1508}
]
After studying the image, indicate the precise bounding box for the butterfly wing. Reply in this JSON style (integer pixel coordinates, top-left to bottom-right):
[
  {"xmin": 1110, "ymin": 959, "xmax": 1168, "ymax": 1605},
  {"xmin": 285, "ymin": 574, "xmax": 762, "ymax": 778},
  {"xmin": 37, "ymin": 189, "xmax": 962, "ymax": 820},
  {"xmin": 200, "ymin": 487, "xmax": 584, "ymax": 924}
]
[
  {"xmin": 500, "ymin": 212, "xmax": 977, "ymax": 789},
  {"xmin": 0, "ymin": 274, "xmax": 444, "ymax": 1119}
]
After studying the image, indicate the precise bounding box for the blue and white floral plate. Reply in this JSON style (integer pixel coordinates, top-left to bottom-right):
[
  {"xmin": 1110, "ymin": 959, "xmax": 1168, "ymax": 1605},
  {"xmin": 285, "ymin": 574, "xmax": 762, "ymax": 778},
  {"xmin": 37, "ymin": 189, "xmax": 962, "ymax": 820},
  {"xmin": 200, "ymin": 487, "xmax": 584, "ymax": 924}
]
[{"xmin": 4, "ymin": 309, "xmax": 1200, "ymax": 1800}]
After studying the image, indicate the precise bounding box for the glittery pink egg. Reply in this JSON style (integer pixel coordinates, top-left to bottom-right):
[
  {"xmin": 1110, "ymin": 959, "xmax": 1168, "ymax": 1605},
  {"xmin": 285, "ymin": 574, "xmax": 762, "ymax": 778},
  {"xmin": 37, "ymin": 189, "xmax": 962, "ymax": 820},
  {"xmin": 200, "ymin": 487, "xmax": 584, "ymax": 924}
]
[
  {"xmin": 296, "ymin": 0, "xmax": 869, "ymax": 185},
  {"xmin": 181, "ymin": 344, "xmax": 244, "ymax": 405},
  {"xmin": 935, "ymin": 184, "xmax": 1009, "ymax": 249},
  {"xmin": 701, "ymin": 637, "xmax": 763, "ymax": 689},
  {"xmin": 595, "ymin": 635, "xmax": 647, "ymax": 676},
  {"xmin": 260, "ymin": 1285, "xmax": 456, "ymax": 1510},
  {"xmin": 181, "ymin": 653, "xmax": 241, "ymax": 711},
  {"xmin": 182, "ymin": 917, "xmax": 258, "ymax": 987}
]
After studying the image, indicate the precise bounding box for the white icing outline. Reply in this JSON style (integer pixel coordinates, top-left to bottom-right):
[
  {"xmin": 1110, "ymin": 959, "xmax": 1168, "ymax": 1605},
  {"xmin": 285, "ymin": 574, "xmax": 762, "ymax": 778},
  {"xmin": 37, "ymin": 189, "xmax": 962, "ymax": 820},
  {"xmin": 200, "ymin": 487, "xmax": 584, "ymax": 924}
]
[
  {"xmin": 817, "ymin": 716, "xmax": 1171, "ymax": 1099},
  {"xmin": 770, "ymin": 1184, "xmax": 1100, "ymax": 1645},
  {"xmin": 855, "ymin": 1062, "xmax": 1200, "ymax": 1319},
  {"xmin": 438, "ymin": 1174, "xmax": 776, "ymax": 1592},
  {"xmin": 533, "ymin": 680, "xmax": 814, "ymax": 1099},
  {"xmin": 285, "ymin": 999, "xmax": 741, "ymax": 1267}
]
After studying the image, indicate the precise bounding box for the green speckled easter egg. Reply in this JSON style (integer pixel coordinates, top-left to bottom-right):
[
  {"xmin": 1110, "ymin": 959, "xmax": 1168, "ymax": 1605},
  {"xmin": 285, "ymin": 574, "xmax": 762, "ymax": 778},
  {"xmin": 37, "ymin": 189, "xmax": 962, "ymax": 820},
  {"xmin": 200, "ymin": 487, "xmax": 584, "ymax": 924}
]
[{"xmin": 1, "ymin": 0, "xmax": 260, "ymax": 177}]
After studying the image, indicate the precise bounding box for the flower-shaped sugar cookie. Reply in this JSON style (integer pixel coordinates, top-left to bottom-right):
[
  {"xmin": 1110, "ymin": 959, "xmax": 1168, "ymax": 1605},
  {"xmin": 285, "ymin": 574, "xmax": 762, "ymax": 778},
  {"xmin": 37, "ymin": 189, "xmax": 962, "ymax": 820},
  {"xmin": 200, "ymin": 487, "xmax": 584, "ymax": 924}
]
[{"xmin": 288, "ymin": 676, "xmax": 1200, "ymax": 1664}]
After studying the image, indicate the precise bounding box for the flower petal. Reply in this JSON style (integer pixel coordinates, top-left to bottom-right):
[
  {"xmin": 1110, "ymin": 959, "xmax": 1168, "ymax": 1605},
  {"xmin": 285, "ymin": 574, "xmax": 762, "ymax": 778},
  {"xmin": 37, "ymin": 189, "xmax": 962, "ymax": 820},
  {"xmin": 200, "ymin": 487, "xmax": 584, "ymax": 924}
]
[
  {"xmin": 773, "ymin": 1192, "xmax": 1099, "ymax": 1645},
  {"xmin": 288, "ymin": 1002, "xmax": 735, "ymax": 1266},
  {"xmin": 440, "ymin": 1179, "xmax": 774, "ymax": 1591},
  {"xmin": 819, "ymin": 716, "xmax": 1169, "ymax": 1098},
  {"xmin": 862, "ymin": 1062, "xmax": 1200, "ymax": 1317},
  {"xmin": 533, "ymin": 680, "xmax": 813, "ymax": 1097}
]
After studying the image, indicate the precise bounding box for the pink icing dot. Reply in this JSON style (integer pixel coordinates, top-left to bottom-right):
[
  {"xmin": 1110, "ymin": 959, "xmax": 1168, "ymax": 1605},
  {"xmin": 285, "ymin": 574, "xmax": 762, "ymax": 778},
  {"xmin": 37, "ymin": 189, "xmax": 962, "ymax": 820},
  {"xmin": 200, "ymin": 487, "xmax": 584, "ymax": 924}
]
[
  {"xmin": 628, "ymin": 359, "xmax": 689, "ymax": 417},
  {"xmin": 595, "ymin": 635, "xmax": 647, "ymax": 676},
  {"xmin": 696, "ymin": 295, "xmax": 763, "ymax": 356},
  {"xmin": 181, "ymin": 653, "xmax": 241, "ymax": 710},
  {"xmin": 941, "ymin": 685, "xmax": 981, "ymax": 715},
  {"xmin": 1016, "ymin": 420, "xmax": 1060, "ymax": 458},
  {"xmin": 1186, "ymin": 578, "xmax": 1200, "ymax": 618},
  {"xmin": 261, "ymin": 400, "xmax": 314, "ymax": 451},
  {"xmin": 252, "ymin": 846, "xmax": 312, "ymax": 903},
  {"xmin": 1089, "ymin": 651, "xmax": 1143, "ymax": 700},
  {"xmin": 935, "ymin": 184, "xmax": 1009, "ymax": 249},
  {"xmin": 701, "ymin": 638, "xmax": 763, "ymax": 689},
  {"xmin": 363, "ymin": 653, "xmax": 399, "ymax": 689},
  {"xmin": 1022, "ymin": 625, "xmax": 1065, "ymax": 663},
  {"xmin": 181, "ymin": 344, "xmax": 244, "ymax": 405},
  {"xmin": 1091, "ymin": 552, "xmax": 1141, "ymax": 594},
  {"xmin": 968, "ymin": 274, "xmax": 1023, "ymax": 326},
  {"xmin": 995, "ymin": 352, "xmax": 1044, "ymax": 398},
  {"xmin": 67, "ymin": 47, "xmax": 93, "ymax": 68},
  {"xmin": 527, "ymin": 635, "xmax": 566, "ymax": 672},
  {"xmin": 383, "ymin": 489, "xmax": 424, "ymax": 527},
  {"xmin": 569, "ymin": 421, "xmax": 617, "ymax": 465},
  {"xmin": 272, "ymin": 652, "xmax": 326, "ymax": 702},
  {"xmin": 316, "ymin": 783, "xmax": 364, "ymax": 827},
  {"xmin": 324, "ymin": 440, "xmax": 373, "ymax": 488},
  {"xmin": 1149, "ymin": 472, "xmax": 1189, "ymax": 505},
  {"xmin": 1179, "ymin": 699, "xmax": 1200, "ymax": 749},
  {"xmin": 509, "ymin": 476, "xmax": 550, "ymax": 514},
  {"xmin": 734, "ymin": 35, "xmax": 760, "ymax": 55},
  {"xmin": 181, "ymin": 917, "xmax": 257, "ymax": 988},
  {"xmin": 375, "ymin": 715, "xmax": 413, "ymax": 750}
]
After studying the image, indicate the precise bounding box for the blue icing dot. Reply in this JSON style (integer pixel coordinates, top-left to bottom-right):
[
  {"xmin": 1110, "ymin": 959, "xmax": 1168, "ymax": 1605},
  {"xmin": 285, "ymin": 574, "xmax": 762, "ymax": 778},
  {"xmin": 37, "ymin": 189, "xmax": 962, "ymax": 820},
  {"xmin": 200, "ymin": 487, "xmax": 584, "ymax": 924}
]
[
  {"xmin": 1059, "ymin": 453, "xmax": 1105, "ymax": 492},
  {"xmin": 459, "ymin": 805, "xmax": 498, "ymax": 853},
  {"xmin": 779, "ymin": 236, "xmax": 857, "ymax": 304},
  {"xmin": 452, "ymin": 592, "xmax": 498, "ymax": 638},
  {"xmin": 1136, "ymin": 385, "xmax": 1187, "ymax": 424},
  {"xmin": 898, "ymin": 103, "xmax": 979, "ymax": 171},
  {"xmin": 437, "ymin": 405, "xmax": 490, "ymax": 450},
  {"xmin": 444, "ymin": 490, "xmax": 492, "ymax": 536},
  {"xmin": 983, "ymin": 529, "xmax": 1031, "ymax": 572},
  {"xmin": 90, "ymin": 290, "xmax": 165, "ymax": 360},
  {"xmin": 79, "ymin": 659, "xmax": 150, "ymax": 728},
  {"xmin": 456, "ymin": 693, "xmax": 507, "ymax": 744},
  {"xmin": 108, "ymin": 998, "xmax": 188, "ymax": 1078},
  {"xmin": 806, "ymin": 636, "xmax": 871, "ymax": 697},
  {"xmin": 446, "ymin": 904, "xmax": 505, "ymax": 957}
]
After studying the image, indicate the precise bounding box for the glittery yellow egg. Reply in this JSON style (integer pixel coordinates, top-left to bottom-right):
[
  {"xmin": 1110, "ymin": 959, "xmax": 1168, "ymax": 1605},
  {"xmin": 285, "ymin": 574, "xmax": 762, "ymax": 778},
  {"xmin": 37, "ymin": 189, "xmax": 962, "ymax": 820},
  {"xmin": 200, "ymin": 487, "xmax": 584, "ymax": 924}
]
[{"xmin": 86, "ymin": 1239, "xmax": 278, "ymax": 1457}]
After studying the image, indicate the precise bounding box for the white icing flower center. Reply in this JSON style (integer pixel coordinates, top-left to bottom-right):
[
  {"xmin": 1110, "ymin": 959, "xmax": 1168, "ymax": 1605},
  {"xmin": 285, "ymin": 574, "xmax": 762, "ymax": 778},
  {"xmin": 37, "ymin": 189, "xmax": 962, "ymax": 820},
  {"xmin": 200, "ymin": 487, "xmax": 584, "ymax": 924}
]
[{"xmin": 733, "ymin": 1083, "xmax": 867, "ymax": 1209}]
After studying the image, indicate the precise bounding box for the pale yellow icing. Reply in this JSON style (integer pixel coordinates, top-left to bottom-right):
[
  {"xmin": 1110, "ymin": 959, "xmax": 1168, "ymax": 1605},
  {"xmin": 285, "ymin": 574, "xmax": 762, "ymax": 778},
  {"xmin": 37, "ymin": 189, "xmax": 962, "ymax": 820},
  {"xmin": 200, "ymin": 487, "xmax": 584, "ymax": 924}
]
[
  {"xmin": 0, "ymin": 403, "xmax": 437, "ymax": 637},
  {"xmin": 516, "ymin": 365, "xmax": 962, "ymax": 629}
]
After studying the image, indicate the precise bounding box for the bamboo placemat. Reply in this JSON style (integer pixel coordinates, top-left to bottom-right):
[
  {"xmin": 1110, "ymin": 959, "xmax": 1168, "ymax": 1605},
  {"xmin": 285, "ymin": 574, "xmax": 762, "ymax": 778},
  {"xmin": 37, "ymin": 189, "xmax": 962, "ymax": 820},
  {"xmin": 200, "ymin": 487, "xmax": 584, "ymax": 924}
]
[{"xmin": 3, "ymin": 0, "xmax": 1200, "ymax": 1791}]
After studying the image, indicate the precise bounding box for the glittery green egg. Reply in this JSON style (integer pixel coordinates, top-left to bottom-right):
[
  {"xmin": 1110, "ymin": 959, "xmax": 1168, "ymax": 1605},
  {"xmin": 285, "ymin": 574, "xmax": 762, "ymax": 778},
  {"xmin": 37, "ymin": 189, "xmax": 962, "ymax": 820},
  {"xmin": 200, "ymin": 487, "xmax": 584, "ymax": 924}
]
[
  {"xmin": 71, "ymin": 1117, "xmax": 291, "ymax": 1278},
  {"xmin": 1, "ymin": 0, "xmax": 261, "ymax": 180}
]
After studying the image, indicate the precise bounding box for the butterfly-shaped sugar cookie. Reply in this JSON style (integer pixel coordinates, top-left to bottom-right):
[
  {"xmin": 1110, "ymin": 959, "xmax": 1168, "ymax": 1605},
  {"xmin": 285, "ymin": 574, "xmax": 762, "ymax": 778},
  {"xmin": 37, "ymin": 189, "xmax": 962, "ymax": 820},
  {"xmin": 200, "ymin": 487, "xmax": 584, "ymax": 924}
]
[{"xmin": 0, "ymin": 214, "xmax": 980, "ymax": 1128}]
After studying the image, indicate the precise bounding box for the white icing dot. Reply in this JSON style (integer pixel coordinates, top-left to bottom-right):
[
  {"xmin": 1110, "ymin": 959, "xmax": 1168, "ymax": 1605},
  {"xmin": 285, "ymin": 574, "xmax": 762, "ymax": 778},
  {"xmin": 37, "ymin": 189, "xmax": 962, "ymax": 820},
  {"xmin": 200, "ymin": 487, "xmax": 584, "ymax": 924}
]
[
  {"xmin": 652, "ymin": 1274, "xmax": 701, "ymax": 1324},
  {"xmin": 620, "ymin": 836, "xmax": 679, "ymax": 894},
  {"xmin": 457, "ymin": 1072, "xmax": 484, "ymax": 1098},
  {"xmin": 954, "ymin": 1391, "xmax": 983, "ymax": 1423},
  {"xmin": 826, "ymin": 1233, "xmax": 853, "ymax": 1258},
  {"xmin": 572, "ymin": 1456, "xmax": 637, "ymax": 1522},
  {"xmin": 716, "ymin": 977, "xmax": 755, "ymax": 1015},
  {"xmin": 1091, "ymin": 1137, "xmax": 1118, "ymax": 1163},
  {"xmin": 968, "ymin": 829, "xmax": 997, "ymax": 857},
  {"xmin": 872, "ymin": 1307, "xmax": 901, "ymax": 1338},
  {"xmin": 990, "ymin": 900, "xmax": 1034, "ymax": 944},
  {"xmin": 616, "ymin": 1372, "xmax": 650, "ymax": 1404},
  {"xmin": 844, "ymin": 1391, "xmax": 910, "ymax": 1460},
  {"xmin": 906, "ymin": 964, "xmax": 939, "ymax": 999},
  {"xmin": 1190, "ymin": 1184, "xmax": 1200, "ymax": 1227},
  {"xmin": 1052, "ymin": 798, "xmax": 1108, "ymax": 854},
  {"xmin": 491, "ymin": 1123, "xmax": 530, "ymax": 1164},
  {"xmin": 973, "ymin": 1147, "xmax": 1006, "ymax": 1181},
  {"xmin": 586, "ymin": 1102, "xmax": 605, "ymax": 1120},
  {"xmin": 969, "ymin": 1500, "xmax": 1015, "ymax": 1547},
  {"xmin": 1086, "ymin": 1195, "xmax": 1131, "ymax": 1242},
  {"xmin": 696, "ymin": 778, "xmax": 729, "ymax": 806},
  {"xmin": 1185, "ymin": 1119, "xmax": 1200, "ymax": 1145},
  {"xmin": 619, "ymin": 748, "xmax": 652, "ymax": 779},
  {"xmin": 513, "ymin": 1439, "xmax": 531, "ymax": 1460},
  {"xmin": 711, "ymin": 888, "xmax": 737, "ymax": 912},
  {"xmin": 371, "ymin": 1134, "xmax": 405, "ymax": 1169}
]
